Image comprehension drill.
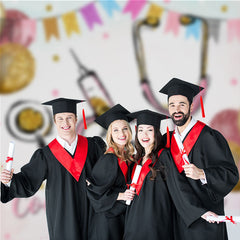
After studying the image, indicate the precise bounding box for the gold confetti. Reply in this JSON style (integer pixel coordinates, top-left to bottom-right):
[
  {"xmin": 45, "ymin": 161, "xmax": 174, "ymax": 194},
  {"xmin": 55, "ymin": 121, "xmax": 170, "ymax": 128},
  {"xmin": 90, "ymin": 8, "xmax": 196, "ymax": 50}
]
[
  {"xmin": 52, "ymin": 54, "xmax": 60, "ymax": 62},
  {"xmin": 221, "ymin": 5, "xmax": 228, "ymax": 13},
  {"xmin": 46, "ymin": 4, "xmax": 53, "ymax": 12}
]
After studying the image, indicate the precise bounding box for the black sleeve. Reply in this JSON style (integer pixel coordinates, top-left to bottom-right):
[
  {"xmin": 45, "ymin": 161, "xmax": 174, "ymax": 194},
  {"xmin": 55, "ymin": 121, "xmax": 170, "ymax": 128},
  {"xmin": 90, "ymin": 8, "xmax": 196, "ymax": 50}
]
[
  {"xmin": 85, "ymin": 137, "xmax": 106, "ymax": 179},
  {"xmin": 160, "ymin": 149, "xmax": 207, "ymax": 227},
  {"xmin": 1, "ymin": 149, "xmax": 47, "ymax": 203},
  {"xmin": 87, "ymin": 153, "xmax": 122, "ymax": 213},
  {"xmin": 200, "ymin": 129, "xmax": 239, "ymax": 202}
]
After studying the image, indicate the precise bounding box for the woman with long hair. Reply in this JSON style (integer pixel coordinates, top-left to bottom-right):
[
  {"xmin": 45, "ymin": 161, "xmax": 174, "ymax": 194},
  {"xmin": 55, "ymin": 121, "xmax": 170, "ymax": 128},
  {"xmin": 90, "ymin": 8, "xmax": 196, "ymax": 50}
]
[
  {"xmin": 124, "ymin": 110, "xmax": 218, "ymax": 240},
  {"xmin": 124, "ymin": 110, "xmax": 174, "ymax": 240},
  {"xmin": 87, "ymin": 104, "xmax": 135, "ymax": 240}
]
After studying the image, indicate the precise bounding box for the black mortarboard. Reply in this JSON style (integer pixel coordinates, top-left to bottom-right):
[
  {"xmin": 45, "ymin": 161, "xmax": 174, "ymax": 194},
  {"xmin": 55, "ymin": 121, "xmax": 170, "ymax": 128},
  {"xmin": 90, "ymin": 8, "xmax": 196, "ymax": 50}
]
[
  {"xmin": 42, "ymin": 98, "xmax": 85, "ymax": 115},
  {"xmin": 127, "ymin": 110, "xmax": 168, "ymax": 129},
  {"xmin": 95, "ymin": 104, "xmax": 133, "ymax": 130},
  {"xmin": 159, "ymin": 78, "xmax": 204, "ymax": 103}
]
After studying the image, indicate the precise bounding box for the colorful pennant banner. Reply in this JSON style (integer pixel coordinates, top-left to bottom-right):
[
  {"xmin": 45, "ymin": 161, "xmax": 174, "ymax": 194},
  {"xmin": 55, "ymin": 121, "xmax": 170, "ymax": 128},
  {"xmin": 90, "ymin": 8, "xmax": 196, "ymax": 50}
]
[{"xmin": 1, "ymin": 0, "xmax": 239, "ymax": 43}]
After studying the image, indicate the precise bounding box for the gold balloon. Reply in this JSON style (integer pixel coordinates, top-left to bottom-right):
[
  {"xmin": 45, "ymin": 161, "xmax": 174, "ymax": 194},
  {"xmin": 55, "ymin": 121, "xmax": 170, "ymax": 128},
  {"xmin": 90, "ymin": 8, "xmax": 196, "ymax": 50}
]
[
  {"xmin": 228, "ymin": 141, "xmax": 240, "ymax": 191},
  {"xmin": 0, "ymin": 2, "xmax": 5, "ymax": 34},
  {"xmin": 238, "ymin": 110, "xmax": 240, "ymax": 134},
  {"xmin": 0, "ymin": 43, "xmax": 35, "ymax": 94}
]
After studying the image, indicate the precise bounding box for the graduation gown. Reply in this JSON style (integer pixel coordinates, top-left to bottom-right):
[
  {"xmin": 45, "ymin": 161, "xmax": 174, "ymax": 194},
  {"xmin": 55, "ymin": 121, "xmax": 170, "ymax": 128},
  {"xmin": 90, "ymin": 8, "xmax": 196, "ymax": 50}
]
[
  {"xmin": 123, "ymin": 153, "xmax": 174, "ymax": 240},
  {"xmin": 167, "ymin": 122, "xmax": 239, "ymax": 240},
  {"xmin": 87, "ymin": 151, "xmax": 129, "ymax": 240},
  {"xmin": 1, "ymin": 135, "xmax": 105, "ymax": 240}
]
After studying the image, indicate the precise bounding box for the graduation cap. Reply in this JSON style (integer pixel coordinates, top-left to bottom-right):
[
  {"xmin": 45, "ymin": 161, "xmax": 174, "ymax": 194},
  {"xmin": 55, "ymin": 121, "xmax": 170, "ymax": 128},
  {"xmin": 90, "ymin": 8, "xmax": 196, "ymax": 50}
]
[
  {"xmin": 159, "ymin": 78, "xmax": 205, "ymax": 118},
  {"xmin": 42, "ymin": 98, "xmax": 87, "ymax": 129},
  {"xmin": 159, "ymin": 78, "xmax": 204, "ymax": 102},
  {"xmin": 95, "ymin": 104, "xmax": 132, "ymax": 130},
  {"xmin": 127, "ymin": 110, "xmax": 168, "ymax": 129}
]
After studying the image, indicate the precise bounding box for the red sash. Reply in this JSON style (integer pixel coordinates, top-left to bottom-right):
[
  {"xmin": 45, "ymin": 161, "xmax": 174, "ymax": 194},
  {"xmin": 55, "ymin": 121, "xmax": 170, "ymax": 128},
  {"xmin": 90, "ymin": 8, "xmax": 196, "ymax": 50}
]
[
  {"xmin": 48, "ymin": 135, "xmax": 88, "ymax": 181},
  {"xmin": 170, "ymin": 121, "xmax": 205, "ymax": 173},
  {"xmin": 131, "ymin": 149, "xmax": 164, "ymax": 195},
  {"xmin": 107, "ymin": 148, "xmax": 128, "ymax": 183}
]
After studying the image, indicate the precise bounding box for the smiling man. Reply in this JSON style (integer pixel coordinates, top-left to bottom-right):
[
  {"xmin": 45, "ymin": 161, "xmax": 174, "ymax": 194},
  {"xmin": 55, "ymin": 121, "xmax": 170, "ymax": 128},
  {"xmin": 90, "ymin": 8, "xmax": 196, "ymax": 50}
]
[
  {"xmin": 1, "ymin": 98, "xmax": 105, "ymax": 240},
  {"xmin": 159, "ymin": 78, "xmax": 239, "ymax": 240}
]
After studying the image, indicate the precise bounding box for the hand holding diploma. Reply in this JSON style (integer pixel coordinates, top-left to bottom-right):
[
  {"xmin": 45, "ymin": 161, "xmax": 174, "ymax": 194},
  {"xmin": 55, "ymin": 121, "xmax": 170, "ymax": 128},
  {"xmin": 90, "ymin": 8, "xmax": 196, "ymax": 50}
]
[
  {"xmin": 1, "ymin": 142, "xmax": 14, "ymax": 185},
  {"xmin": 126, "ymin": 165, "xmax": 142, "ymax": 205},
  {"xmin": 201, "ymin": 211, "xmax": 219, "ymax": 223}
]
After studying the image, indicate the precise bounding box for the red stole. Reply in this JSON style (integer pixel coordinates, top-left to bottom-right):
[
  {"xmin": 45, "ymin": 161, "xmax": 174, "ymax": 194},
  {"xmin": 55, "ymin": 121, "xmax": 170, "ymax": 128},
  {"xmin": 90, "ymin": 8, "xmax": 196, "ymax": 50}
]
[
  {"xmin": 170, "ymin": 121, "xmax": 205, "ymax": 173},
  {"xmin": 107, "ymin": 148, "xmax": 128, "ymax": 183},
  {"xmin": 131, "ymin": 149, "xmax": 164, "ymax": 195},
  {"xmin": 48, "ymin": 135, "xmax": 88, "ymax": 181}
]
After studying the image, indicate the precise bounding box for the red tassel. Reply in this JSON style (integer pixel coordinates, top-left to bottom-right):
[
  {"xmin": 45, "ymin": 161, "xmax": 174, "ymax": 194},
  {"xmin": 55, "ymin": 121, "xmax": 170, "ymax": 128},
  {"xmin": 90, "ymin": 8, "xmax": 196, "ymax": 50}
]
[
  {"xmin": 200, "ymin": 96, "xmax": 205, "ymax": 118},
  {"xmin": 166, "ymin": 126, "xmax": 170, "ymax": 148},
  {"xmin": 135, "ymin": 125, "xmax": 137, "ymax": 132},
  {"xmin": 82, "ymin": 109, "xmax": 87, "ymax": 129}
]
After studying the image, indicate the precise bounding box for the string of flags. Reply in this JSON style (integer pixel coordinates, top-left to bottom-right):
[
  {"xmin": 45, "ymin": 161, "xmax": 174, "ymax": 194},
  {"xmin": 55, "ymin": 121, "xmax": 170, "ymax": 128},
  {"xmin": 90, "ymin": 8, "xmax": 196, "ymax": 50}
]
[{"xmin": 2, "ymin": 0, "xmax": 240, "ymax": 43}]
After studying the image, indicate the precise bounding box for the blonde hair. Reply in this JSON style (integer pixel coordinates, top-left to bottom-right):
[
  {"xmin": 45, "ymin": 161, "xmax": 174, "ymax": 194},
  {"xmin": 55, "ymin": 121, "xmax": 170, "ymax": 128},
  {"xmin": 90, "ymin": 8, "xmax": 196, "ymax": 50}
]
[{"xmin": 105, "ymin": 120, "xmax": 135, "ymax": 163}]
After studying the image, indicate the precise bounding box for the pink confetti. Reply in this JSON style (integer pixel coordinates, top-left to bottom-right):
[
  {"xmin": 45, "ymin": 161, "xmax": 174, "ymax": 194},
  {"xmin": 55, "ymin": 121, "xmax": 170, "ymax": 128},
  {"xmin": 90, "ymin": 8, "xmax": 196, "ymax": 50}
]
[
  {"xmin": 230, "ymin": 78, "xmax": 238, "ymax": 86},
  {"xmin": 52, "ymin": 89, "xmax": 59, "ymax": 97},
  {"xmin": 4, "ymin": 233, "xmax": 11, "ymax": 240},
  {"xmin": 103, "ymin": 32, "xmax": 109, "ymax": 39}
]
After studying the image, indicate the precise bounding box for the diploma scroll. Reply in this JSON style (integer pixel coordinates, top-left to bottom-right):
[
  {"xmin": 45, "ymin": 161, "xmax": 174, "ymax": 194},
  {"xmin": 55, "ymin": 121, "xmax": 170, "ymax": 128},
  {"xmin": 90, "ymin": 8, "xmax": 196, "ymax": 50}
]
[
  {"xmin": 173, "ymin": 131, "xmax": 190, "ymax": 165},
  {"xmin": 6, "ymin": 141, "xmax": 15, "ymax": 172},
  {"xmin": 207, "ymin": 216, "xmax": 240, "ymax": 224},
  {"xmin": 126, "ymin": 165, "xmax": 142, "ymax": 205}
]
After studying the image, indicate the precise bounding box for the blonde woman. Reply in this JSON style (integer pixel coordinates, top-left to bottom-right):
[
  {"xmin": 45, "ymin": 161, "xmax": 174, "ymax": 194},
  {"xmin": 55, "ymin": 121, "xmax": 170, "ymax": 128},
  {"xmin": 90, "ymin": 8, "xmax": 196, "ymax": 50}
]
[{"xmin": 87, "ymin": 104, "xmax": 135, "ymax": 240}]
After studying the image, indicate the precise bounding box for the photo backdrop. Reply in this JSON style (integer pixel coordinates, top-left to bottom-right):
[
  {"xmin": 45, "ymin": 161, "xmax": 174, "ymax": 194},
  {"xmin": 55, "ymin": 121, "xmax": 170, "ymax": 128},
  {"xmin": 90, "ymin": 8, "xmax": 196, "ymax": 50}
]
[{"xmin": 1, "ymin": 1, "xmax": 240, "ymax": 239}]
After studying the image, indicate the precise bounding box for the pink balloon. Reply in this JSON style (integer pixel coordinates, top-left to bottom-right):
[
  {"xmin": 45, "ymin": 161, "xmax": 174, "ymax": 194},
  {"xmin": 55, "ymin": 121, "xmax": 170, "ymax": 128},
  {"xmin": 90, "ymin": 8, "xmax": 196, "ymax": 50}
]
[
  {"xmin": 210, "ymin": 109, "xmax": 240, "ymax": 145},
  {"xmin": 0, "ymin": 9, "xmax": 36, "ymax": 47}
]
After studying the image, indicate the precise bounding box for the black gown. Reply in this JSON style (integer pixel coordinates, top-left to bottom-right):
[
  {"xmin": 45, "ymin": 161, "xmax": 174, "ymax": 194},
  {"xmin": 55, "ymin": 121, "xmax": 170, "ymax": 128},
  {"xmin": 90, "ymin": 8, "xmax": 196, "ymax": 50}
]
[
  {"xmin": 1, "ymin": 136, "xmax": 105, "ymax": 240},
  {"xmin": 123, "ymin": 153, "xmax": 174, "ymax": 240},
  {"xmin": 87, "ymin": 152, "xmax": 128, "ymax": 240},
  {"xmin": 166, "ymin": 123, "xmax": 239, "ymax": 240}
]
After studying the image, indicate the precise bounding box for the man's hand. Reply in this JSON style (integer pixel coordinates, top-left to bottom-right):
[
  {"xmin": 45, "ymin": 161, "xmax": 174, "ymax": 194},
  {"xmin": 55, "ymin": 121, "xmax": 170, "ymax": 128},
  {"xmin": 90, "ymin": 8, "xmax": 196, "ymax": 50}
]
[
  {"xmin": 1, "ymin": 169, "xmax": 14, "ymax": 184},
  {"xmin": 183, "ymin": 164, "xmax": 205, "ymax": 180},
  {"xmin": 201, "ymin": 211, "xmax": 219, "ymax": 223}
]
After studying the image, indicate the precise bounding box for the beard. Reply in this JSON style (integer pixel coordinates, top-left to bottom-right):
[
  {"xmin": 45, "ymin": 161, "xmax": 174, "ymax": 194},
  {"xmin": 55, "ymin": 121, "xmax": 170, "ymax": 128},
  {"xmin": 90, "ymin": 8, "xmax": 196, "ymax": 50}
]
[{"xmin": 171, "ymin": 109, "xmax": 191, "ymax": 126}]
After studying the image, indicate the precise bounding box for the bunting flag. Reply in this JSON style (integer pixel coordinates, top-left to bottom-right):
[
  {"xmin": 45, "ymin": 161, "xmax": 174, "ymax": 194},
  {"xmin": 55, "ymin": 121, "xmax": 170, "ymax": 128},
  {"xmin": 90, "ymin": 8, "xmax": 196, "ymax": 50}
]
[
  {"xmin": 165, "ymin": 11, "xmax": 180, "ymax": 36},
  {"xmin": 80, "ymin": 2, "xmax": 103, "ymax": 30},
  {"xmin": 207, "ymin": 18, "xmax": 221, "ymax": 43},
  {"xmin": 62, "ymin": 11, "xmax": 80, "ymax": 37},
  {"xmin": 123, "ymin": 0, "xmax": 147, "ymax": 20},
  {"xmin": 185, "ymin": 18, "xmax": 201, "ymax": 40},
  {"xmin": 146, "ymin": 3, "xmax": 164, "ymax": 20},
  {"xmin": 18, "ymin": 19, "xmax": 36, "ymax": 46},
  {"xmin": 43, "ymin": 17, "xmax": 60, "ymax": 41},
  {"xmin": 98, "ymin": 0, "xmax": 120, "ymax": 17},
  {"xmin": 227, "ymin": 19, "xmax": 240, "ymax": 42},
  {"xmin": 1, "ymin": 1, "xmax": 238, "ymax": 43}
]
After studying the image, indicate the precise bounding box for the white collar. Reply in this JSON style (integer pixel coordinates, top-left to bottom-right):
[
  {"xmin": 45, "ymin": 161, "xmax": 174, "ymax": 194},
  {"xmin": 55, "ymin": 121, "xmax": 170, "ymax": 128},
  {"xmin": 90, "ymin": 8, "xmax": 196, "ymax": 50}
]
[
  {"xmin": 175, "ymin": 117, "xmax": 197, "ymax": 141},
  {"xmin": 56, "ymin": 135, "xmax": 78, "ymax": 155}
]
